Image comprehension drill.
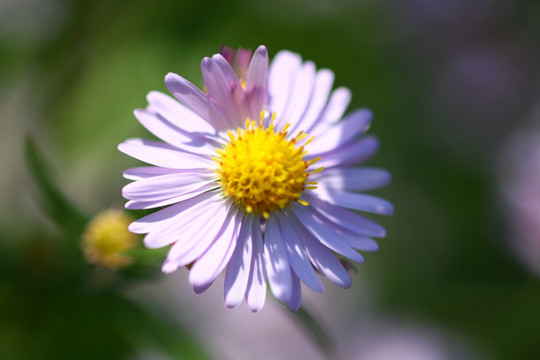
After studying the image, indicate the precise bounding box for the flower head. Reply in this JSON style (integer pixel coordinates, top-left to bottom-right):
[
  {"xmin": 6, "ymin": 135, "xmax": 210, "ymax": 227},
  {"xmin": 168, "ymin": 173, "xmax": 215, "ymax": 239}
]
[
  {"xmin": 82, "ymin": 209, "xmax": 136, "ymax": 270},
  {"xmin": 119, "ymin": 45, "xmax": 393, "ymax": 311}
]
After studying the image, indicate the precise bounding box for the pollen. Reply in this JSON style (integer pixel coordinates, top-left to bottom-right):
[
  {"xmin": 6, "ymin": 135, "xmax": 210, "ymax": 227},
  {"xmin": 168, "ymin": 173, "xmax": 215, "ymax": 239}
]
[{"xmin": 215, "ymin": 112, "xmax": 322, "ymax": 218}]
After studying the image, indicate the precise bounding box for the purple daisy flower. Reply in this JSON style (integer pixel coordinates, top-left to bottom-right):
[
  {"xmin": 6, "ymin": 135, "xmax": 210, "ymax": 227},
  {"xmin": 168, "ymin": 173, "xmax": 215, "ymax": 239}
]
[{"xmin": 119, "ymin": 45, "xmax": 393, "ymax": 312}]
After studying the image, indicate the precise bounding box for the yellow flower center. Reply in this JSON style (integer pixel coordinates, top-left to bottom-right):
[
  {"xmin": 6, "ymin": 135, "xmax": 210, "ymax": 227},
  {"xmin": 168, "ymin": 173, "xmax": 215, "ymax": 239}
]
[{"xmin": 215, "ymin": 113, "xmax": 321, "ymax": 218}]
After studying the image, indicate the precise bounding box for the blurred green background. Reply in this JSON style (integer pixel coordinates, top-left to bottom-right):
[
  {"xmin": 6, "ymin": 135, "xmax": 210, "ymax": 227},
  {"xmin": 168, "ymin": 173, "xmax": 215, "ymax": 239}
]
[{"xmin": 1, "ymin": 0, "xmax": 540, "ymax": 359}]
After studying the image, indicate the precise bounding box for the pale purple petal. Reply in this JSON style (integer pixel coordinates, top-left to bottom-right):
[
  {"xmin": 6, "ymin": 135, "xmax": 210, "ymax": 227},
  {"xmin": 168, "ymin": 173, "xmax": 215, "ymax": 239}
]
[
  {"xmin": 161, "ymin": 261, "xmax": 180, "ymax": 274},
  {"xmin": 190, "ymin": 209, "xmax": 242, "ymax": 291},
  {"xmin": 128, "ymin": 190, "xmax": 218, "ymax": 234},
  {"xmin": 159, "ymin": 202, "xmax": 228, "ymax": 274},
  {"xmin": 277, "ymin": 214, "xmax": 323, "ymax": 292},
  {"xmin": 308, "ymin": 109, "xmax": 372, "ymax": 155},
  {"xmin": 122, "ymin": 172, "xmax": 215, "ymax": 200},
  {"xmin": 312, "ymin": 213, "xmax": 379, "ymax": 251},
  {"xmin": 202, "ymin": 57, "xmax": 244, "ymax": 127},
  {"xmin": 308, "ymin": 135, "xmax": 379, "ymax": 168},
  {"xmin": 123, "ymin": 167, "xmax": 211, "ymax": 181},
  {"xmin": 288, "ymin": 69, "xmax": 334, "ymax": 135},
  {"xmin": 316, "ymin": 167, "xmax": 391, "ymax": 191},
  {"xmin": 286, "ymin": 272, "xmax": 302, "ymax": 311},
  {"xmin": 305, "ymin": 194, "xmax": 386, "ymax": 237},
  {"xmin": 290, "ymin": 203, "xmax": 365, "ymax": 263},
  {"xmin": 245, "ymin": 45, "xmax": 268, "ymax": 118},
  {"xmin": 146, "ymin": 91, "xmax": 216, "ymax": 135},
  {"xmin": 165, "ymin": 72, "xmax": 231, "ymax": 130},
  {"xmin": 212, "ymin": 54, "xmax": 242, "ymax": 87},
  {"xmin": 313, "ymin": 187, "xmax": 394, "ymax": 215},
  {"xmin": 245, "ymin": 217, "xmax": 267, "ymax": 312},
  {"xmin": 224, "ymin": 214, "xmax": 254, "ymax": 309},
  {"xmin": 134, "ymin": 109, "xmax": 217, "ymax": 156},
  {"xmin": 275, "ymin": 61, "xmax": 315, "ymax": 129},
  {"xmin": 166, "ymin": 202, "xmax": 234, "ymax": 267},
  {"xmin": 308, "ymin": 87, "xmax": 352, "ymax": 137},
  {"xmin": 118, "ymin": 138, "xmax": 213, "ymax": 169},
  {"xmin": 342, "ymin": 233, "xmax": 379, "ymax": 252},
  {"xmin": 212, "ymin": 54, "xmax": 249, "ymax": 119},
  {"xmin": 159, "ymin": 201, "xmax": 228, "ymax": 274},
  {"xmin": 144, "ymin": 196, "xmax": 222, "ymax": 249},
  {"xmin": 264, "ymin": 215, "xmax": 293, "ymax": 304},
  {"xmin": 268, "ymin": 50, "xmax": 302, "ymax": 125},
  {"xmin": 125, "ymin": 182, "xmax": 217, "ymax": 210},
  {"xmin": 288, "ymin": 214, "xmax": 352, "ymax": 288}
]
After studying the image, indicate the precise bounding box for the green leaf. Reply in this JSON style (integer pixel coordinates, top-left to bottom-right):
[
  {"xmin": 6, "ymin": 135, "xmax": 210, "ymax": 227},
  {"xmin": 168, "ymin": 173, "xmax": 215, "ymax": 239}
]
[{"xmin": 24, "ymin": 137, "xmax": 88, "ymax": 236}]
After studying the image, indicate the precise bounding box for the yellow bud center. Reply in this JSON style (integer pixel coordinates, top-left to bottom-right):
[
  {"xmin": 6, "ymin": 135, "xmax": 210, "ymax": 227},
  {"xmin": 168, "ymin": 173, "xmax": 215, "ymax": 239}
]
[
  {"xmin": 82, "ymin": 209, "xmax": 137, "ymax": 270},
  {"xmin": 215, "ymin": 113, "xmax": 321, "ymax": 218}
]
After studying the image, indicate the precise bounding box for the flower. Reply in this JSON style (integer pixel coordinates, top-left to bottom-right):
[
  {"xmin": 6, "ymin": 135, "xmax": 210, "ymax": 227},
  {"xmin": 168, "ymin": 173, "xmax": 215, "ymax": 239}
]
[
  {"xmin": 83, "ymin": 209, "xmax": 137, "ymax": 269},
  {"xmin": 119, "ymin": 45, "xmax": 393, "ymax": 311}
]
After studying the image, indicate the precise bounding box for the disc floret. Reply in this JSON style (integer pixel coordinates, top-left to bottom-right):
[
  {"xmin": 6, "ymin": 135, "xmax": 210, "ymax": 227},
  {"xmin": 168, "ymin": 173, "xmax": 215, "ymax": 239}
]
[{"xmin": 215, "ymin": 113, "xmax": 321, "ymax": 218}]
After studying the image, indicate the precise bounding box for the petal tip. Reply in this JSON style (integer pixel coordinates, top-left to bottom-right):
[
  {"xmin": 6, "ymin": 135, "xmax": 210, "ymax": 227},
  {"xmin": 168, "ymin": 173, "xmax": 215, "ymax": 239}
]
[
  {"xmin": 255, "ymin": 45, "xmax": 268, "ymax": 56},
  {"xmin": 164, "ymin": 72, "xmax": 177, "ymax": 82},
  {"xmin": 162, "ymin": 260, "xmax": 179, "ymax": 274},
  {"xmin": 201, "ymin": 56, "xmax": 212, "ymax": 69}
]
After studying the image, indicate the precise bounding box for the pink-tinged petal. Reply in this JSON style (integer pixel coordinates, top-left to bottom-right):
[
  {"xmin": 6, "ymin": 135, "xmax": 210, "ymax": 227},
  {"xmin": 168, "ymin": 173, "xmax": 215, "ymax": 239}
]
[
  {"xmin": 316, "ymin": 167, "xmax": 391, "ymax": 192},
  {"xmin": 290, "ymin": 203, "xmax": 364, "ymax": 263},
  {"xmin": 144, "ymin": 196, "xmax": 222, "ymax": 249},
  {"xmin": 134, "ymin": 109, "xmax": 216, "ymax": 156},
  {"xmin": 212, "ymin": 54, "xmax": 249, "ymax": 118},
  {"xmin": 245, "ymin": 45, "xmax": 268, "ymax": 118},
  {"xmin": 308, "ymin": 135, "xmax": 379, "ymax": 168},
  {"xmin": 118, "ymin": 138, "xmax": 213, "ymax": 169},
  {"xmin": 289, "ymin": 214, "xmax": 352, "ymax": 288},
  {"xmin": 166, "ymin": 203, "xmax": 234, "ymax": 267},
  {"xmin": 146, "ymin": 91, "xmax": 216, "ymax": 135},
  {"xmin": 212, "ymin": 54, "xmax": 242, "ymax": 86},
  {"xmin": 236, "ymin": 48, "xmax": 252, "ymax": 77},
  {"xmin": 128, "ymin": 190, "xmax": 218, "ymax": 234},
  {"xmin": 268, "ymin": 50, "xmax": 302, "ymax": 123},
  {"xmin": 308, "ymin": 87, "xmax": 351, "ymax": 137},
  {"xmin": 264, "ymin": 215, "xmax": 293, "ymax": 304},
  {"xmin": 276, "ymin": 61, "xmax": 316, "ymax": 130},
  {"xmin": 125, "ymin": 182, "xmax": 217, "ymax": 210},
  {"xmin": 123, "ymin": 167, "xmax": 211, "ymax": 181},
  {"xmin": 202, "ymin": 57, "xmax": 244, "ymax": 128},
  {"xmin": 190, "ymin": 209, "xmax": 242, "ymax": 292},
  {"xmin": 313, "ymin": 187, "xmax": 394, "ymax": 215},
  {"xmin": 277, "ymin": 214, "xmax": 323, "ymax": 292},
  {"xmin": 286, "ymin": 272, "xmax": 302, "ymax": 311},
  {"xmin": 219, "ymin": 46, "xmax": 235, "ymax": 66},
  {"xmin": 308, "ymin": 109, "xmax": 373, "ymax": 155},
  {"xmin": 305, "ymin": 194, "xmax": 386, "ymax": 237},
  {"xmin": 164, "ymin": 72, "xmax": 231, "ymax": 130},
  {"xmin": 245, "ymin": 217, "xmax": 267, "ymax": 312},
  {"xmin": 288, "ymin": 69, "xmax": 334, "ymax": 135},
  {"xmin": 224, "ymin": 214, "xmax": 254, "ymax": 309}
]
